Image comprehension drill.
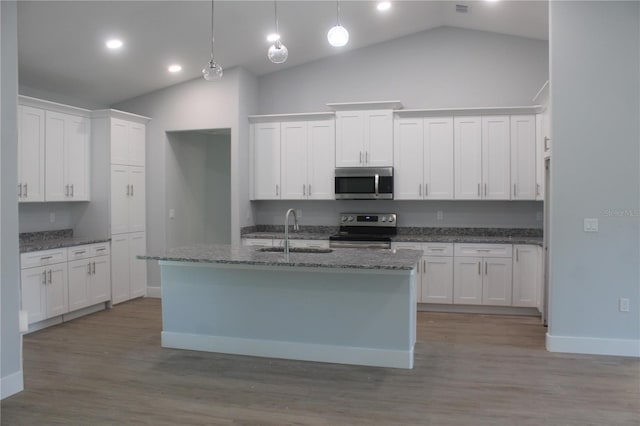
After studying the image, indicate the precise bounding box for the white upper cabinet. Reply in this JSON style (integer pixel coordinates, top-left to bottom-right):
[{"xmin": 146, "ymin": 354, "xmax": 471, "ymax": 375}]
[
  {"xmin": 251, "ymin": 122, "xmax": 281, "ymax": 200},
  {"xmin": 510, "ymin": 115, "xmax": 537, "ymax": 200},
  {"xmin": 394, "ymin": 117, "xmax": 454, "ymax": 200},
  {"xmin": 18, "ymin": 106, "xmax": 47, "ymax": 202},
  {"xmin": 111, "ymin": 118, "xmax": 146, "ymax": 167},
  {"xmin": 424, "ymin": 117, "xmax": 454, "ymax": 199},
  {"xmin": 45, "ymin": 111, "xmax": 90, "ymax": 202},
  {"xmin": 336, "ymin": 110, "xmax": 393, "ymax": 167},
  {"xmin": 454, "ymin": 117, "xmax": 482, "ymax": 200},
  {"xmin": 252, "ymin": 118, "xmax": 335, "ymax": 201},
  {"xmin": 535, "ymin": 114, "xmax": 545, "ymax": 201},
  {"xmin": 482, "ymin": 116, "xmax": 511, "ymax": 200}
]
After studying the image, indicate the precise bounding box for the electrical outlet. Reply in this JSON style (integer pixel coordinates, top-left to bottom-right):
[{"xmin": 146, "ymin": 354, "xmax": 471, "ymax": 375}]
[
  {"xmin": 296, "ymin": 209, "xmax": 302, "ymax": 218},
  {"xmin": 536, "ymin": 211, "xmax": 543, "ymax": 221},
  {"xmin": 619, "ymin": 298, "xmax": 630, "ymax": 312},
  {"xmin": 437, "ymin": 211, "xmax": 443, "ymax": 220},
  {"xmin": 584, "ymin": 218, "xmax": 599, "ymax": 232},
  {"xmin": 169, "ymin": 209, "xmax": 175, "ymax": 219},
  {"xmin": 49, "ymin": 212, "xmax": 55, "ymax": 223}
]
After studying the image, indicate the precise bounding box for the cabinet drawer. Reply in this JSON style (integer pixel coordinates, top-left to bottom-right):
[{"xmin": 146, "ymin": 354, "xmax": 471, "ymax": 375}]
[
  {"xmin": 391, "ymin": 242, "xmax": 423, "ymax": 252},
  {"xmin": 454, "ymin": 243, "xmax": 512, "ymax": 258},
  {"xmin": 287, "ymin": 239, "xmax": 330, "ymax": 249},
  {"xmin": 422, "ymin": 243, "xmax": 454, "ymax": 257},
  {"xmin": 68, "ymin": 245, "xmax": 93, "ymax": 261},
  {"xmin": 90, "ymin": 243, "xmax": 110, "ymax": 257},
  {"xmin": 21, "ymin": 248, "xmax": 68, "ymax": 269},
  {"xmin": 242, "ymin": 238, "xmax": 273, "ymax": 247}
]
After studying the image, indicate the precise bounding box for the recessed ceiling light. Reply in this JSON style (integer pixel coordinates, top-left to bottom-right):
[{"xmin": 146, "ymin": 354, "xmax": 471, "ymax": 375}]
[
  {"xmin": 267, "ymin": 33, "xmax": 281, "ymax": 43},
  {"xmin": 377, "ymin": 2, "xmax": 391, "ymax": 12},
  {"xmin": 168, "ymin": 64, "xmax": 182, "ymax": 73},
  {"xmin": 105, "ymin": 39, "xmax": 123, "ymax": 49}
]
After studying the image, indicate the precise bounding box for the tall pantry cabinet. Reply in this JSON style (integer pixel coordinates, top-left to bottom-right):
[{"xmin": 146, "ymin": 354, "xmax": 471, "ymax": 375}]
[{"xmin": 91, "ymin": 110, "xmax": 150, "ymax": 305}]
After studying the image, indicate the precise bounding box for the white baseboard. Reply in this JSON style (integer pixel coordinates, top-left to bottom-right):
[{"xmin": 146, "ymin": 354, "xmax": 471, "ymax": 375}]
[
  {"xmin": 162, "ymin": 331, "xmax": 413, "ymax": 369},
  {"xmin": 146, "ymin": 286, "xmax": 161, "ymax": 298},
  {"xmin": 420, "ymin": 303, "xmax": 540, "ymax": 317},
  {"xmin": 546, "ymin": 333, "xmax": 640, "ymax": 357},
  {"xmin": 1, "ymin": 370, "xmax": 24, "ymax": 399}
]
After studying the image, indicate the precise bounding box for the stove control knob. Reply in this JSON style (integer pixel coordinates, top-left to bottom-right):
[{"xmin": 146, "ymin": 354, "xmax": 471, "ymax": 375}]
[
  {"xmin": 381, "ymin": 217, "xmax": 387, "ymax": 222},
  {"xmin": 341, "ymin": 216, "xmax": 348, "ymax": 222},
  {"xmin": 348, "ymin": 216, "xmax": 354, "ymax": 222},
  {"xmin": 388, "ymin": 216, "xmax": 395, "ymax": 222}
]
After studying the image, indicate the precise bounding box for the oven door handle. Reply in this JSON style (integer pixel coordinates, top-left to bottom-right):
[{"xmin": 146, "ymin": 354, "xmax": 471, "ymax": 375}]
[{"xmin": 374, "ymin": 174, "xmax": 379, "ymax": 197}]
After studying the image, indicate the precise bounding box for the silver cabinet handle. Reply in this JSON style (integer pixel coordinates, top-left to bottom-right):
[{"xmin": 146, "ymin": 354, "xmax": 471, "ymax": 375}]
[
  {"xmin": 24, "ymin": 183, "xmax": 28, "ymax": 198},
  {"xmin": 18, "ymin": 183, "xmax": 22, "ymax": 198},
  {"xmin": 513, "ymin": 184, "xmax": 517, "ymax": 197},
  {"xmin": 47, "ymin": 270, "xmax": 52, "ymax": 284},
  {"xmin": 430, "ymin": 247, "xmax": 446, "ymax": 251},
  {"xmin": 478, "ymin": 262, "xmax": 481, "ymax": 275},
  {"xmin": 308, "ymin": 184, "xmax": 312, "ymax": 196},
  {"xmin": 365, "ymin": 151, "xmax": 369, "ymax": 164},
  {"xmin": 544, "ymin": 136, "xmax": 550, "ymax": 150},
  {"xmin": 423, "ymin": 259, "xmax": 427, "ymax": 273},
  {"xmin": 126, "ymin": 184, "xmax": 130, "ymax": 196},
  {"xmin": 477, "ymin": 183, "xmax": 480, "ymax": 197},
  {"xmin": 374, "ymin": 173, "xmax": 380, "ymax": 196},
  {"xmin": 419, "ymin": 184, "xmax": 422, "ymax": 196},
  {"xmin": 516, "ymin": 248, "xmax": 519, "ymax": 262},
  {"xmin": 65, "ymin": 184, "xmax": 69, "ymax": 196},
  {"xmin": 42, "ymin": 271, "xmax": 47, "ymax": 285},
  {"xmin": 303, "ymin": 184, "xmax": 306, "ymax": 196},
  {"xmin": 87, "ymin": 263, "xmax": 92, "ymax": 275},
  {"xmin": 275, "ymin": 184, "xmax": 279, "ymax": 196},
  {"xmin": 74, "ymin": 250, "xmax": 86, "ymax": 255},
  {"xmin": 40, "ymin": 255, "xmax": 53, "ymax": 260},
  {"xmin": 130, "ymin": 185, "xmax": 133, "ymax": 196},
  {"xmin": 92, "ymin": 262, "xmax": 96, "ymax": 275},
  {"xmin": 359, "ymin": 151, "xmax": 362, "ymax": 164},
  {"xmin": 485, "ymin": 261, "xmax": 488, "ymax": 275},
  {"xmin": 425, "ymin": 183, "xmax": 428, "ymax": 197},
  {"xmin": 96, "ymin": 247, "xmax": 106, "ymax": 252},
  {"xmin": 71, "ymin": 184, "xmax": 74, "ymax": 197},
  {"xmin": 484, "ymin": 183, "xmax": 487, "ymax": 196}
]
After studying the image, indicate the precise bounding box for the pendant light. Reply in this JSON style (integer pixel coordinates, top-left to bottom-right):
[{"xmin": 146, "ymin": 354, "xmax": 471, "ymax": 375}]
[
  {"xmin": 267, "ymin": 1, "xmax": 288, "ymax": 64},
  {"xmin": 202, "ymin": 0, "xmax": 223, "ymax": 81},
  {"xmin": 327, "ymin": 1, "xmax": 349, "ymax": 47}
]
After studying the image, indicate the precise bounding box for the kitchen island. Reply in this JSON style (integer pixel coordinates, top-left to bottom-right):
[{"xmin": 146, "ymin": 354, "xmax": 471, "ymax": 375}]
[{"xmin": 140, "ymin": 245, "xmax": 422, "ymax": 368}]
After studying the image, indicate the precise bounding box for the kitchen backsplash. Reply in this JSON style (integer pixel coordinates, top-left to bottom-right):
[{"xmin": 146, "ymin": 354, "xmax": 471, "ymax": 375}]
[{"xmin": 19, "ymin": 228, "xmax": 73, "ymax": 244}]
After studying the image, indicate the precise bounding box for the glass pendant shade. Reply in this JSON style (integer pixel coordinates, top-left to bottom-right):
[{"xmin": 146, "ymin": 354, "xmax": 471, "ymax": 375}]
[
  {"xmin": 202, "ymin": 59, "xmax": 223, "ymax": 81},
  {"xmin": 328, "ymin": 25, "xmax": 349, "ymax": 47},
  {"xmin": 268, "ymin": 41, "xmax": 288, "ymax": 64}
]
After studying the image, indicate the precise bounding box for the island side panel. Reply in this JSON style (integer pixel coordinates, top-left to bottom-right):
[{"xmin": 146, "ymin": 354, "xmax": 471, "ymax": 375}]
[{"xmin": 159, "ymin": 262, "xmax": 416, "ymax": 369}]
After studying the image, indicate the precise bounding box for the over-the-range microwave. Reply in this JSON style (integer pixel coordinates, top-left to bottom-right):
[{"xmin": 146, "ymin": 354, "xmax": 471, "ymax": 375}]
[{"xmin": 334, "ymin": 167, "xmax": 393, "ymax": 200}]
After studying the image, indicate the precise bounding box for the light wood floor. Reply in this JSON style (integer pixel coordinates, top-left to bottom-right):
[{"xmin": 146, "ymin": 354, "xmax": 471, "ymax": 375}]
[{"xmin": 1, "ymin": 298, "xmax": 638, "ymax": 426}]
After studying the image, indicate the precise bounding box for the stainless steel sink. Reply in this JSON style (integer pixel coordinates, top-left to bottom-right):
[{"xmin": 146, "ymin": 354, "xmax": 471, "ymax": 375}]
[{"xmin": 258, "ymin": 247, "xmax": 333, "ymax": 254}]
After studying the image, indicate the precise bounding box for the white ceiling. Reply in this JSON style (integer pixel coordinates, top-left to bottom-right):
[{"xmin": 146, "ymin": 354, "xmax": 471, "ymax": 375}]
[{"xmin": 17, "ymin": 1, "xmax": 548, "ymax": 107}]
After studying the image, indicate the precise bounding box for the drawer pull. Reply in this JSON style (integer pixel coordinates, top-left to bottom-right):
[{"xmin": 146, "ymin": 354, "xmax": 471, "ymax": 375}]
[
  {"xmin": 47, "ymin": 270, "xmax": 52, "ymax": 284},
  {"xmin": 74, "ymin": 250, "xmax": 86, "ymax": 255},
  {"xmin": 88, "ymin": 263, "xmax": 92, "ymax": 275},
  {"xmin": 92, "ymin": 262, "xmax": 96, "ymax": 275},
  {"xmin": 430, "ymin": 248, "xmax": 445, "ymax": 251},
  {"xmin": 95, "ymin": 248, "xmax": 106, "ymax": 252},
  {"xmin": 40, "ymin": 256, "xmax": 53, "ymax": 260},
  {"xmin": 42, "ymin": 271, "xmax": 47, "ymax": 285}
]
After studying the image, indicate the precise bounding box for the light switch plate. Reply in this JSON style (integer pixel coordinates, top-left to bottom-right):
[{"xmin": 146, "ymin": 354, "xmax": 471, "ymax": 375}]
[
  {"xmin": 584, "ymin": 218, "xmax": 599, "ymax": 232},
  {"xmin": 437, "ymin": 211, "xmax": 443, "ymax": 220},
  {"xmin": 169, "ymin": 209, "xmax": 175, "ymax": 219},
  {"xmin": 49, "ymin": 212, "xmax": 55, "ymax": 223},
  {"xmin": 296, "ymin": 209, "xmax": 302, "ymax": 218}
]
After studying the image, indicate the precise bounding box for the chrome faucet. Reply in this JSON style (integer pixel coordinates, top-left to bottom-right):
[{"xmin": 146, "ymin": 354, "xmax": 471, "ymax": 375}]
[{"xmin": 284, "ymin": 208, "xmax": 299, "ymax": 260}]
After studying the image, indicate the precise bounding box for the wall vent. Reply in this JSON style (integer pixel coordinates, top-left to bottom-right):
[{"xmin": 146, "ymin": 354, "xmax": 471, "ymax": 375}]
[{"xmin": 455, "ymin": 4, "xmax": 469, "ymax": 13}]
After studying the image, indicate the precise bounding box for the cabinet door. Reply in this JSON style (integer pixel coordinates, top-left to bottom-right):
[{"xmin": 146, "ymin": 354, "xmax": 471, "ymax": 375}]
[
  {"xmin": 424, "ymin": 117, "xmax": 454, "ymax": 200},
  {"xmin": 110, "ymin": 165, "xmax": 130, "ymax": 235},
  {"xmin": 454, "ymin": 117, "xmax": 482, "ymax": 200},
  {"xmin": 335, "ymin": 111, "xmax": 365, "ymax": 167},
  {"xmin": 252, "ymin": 123, "xmax": 281, "ymax": 199},
  {"xmin": 68, "ymin": 259, "xmax": 91, "ymax": 312},
  {"xmin": 128, "ymin": 166, "xmax": 146, "ymax": 233},
  {"xmin": 110, "ymin": 234, "xmax": 130, "ymax": 304},
  {"xmin": 482, "ymin": 116, "xmax": 511, "ymax": 200},
  {"xmin": 453, "ymin": 257, "xmax": 483, "ymax": 305},
  {"xmin": 280, "ymin": 122, "xmax": 308, "ymax": 200},
  {"xmin": 535, "ymin": 115, "xmax": 545, "ymax": 201},
  {"xmin": 422, "ymin": 256, "xmax": 454, "ymax": 304},
  {"xmin": 128, "ymin": 122, "xmax": 146, "ymax": 167},
  {"xmin": 110, "ymin": 118, "xmax": 129, "ymax": 165},
  {"xmin": 90, "ymin": 256, "xmax": 111, "ymax": 305},
  {"xmin": 66, "ymin": 115, "xmax": 90, "ymax": 201},
  {"xmin": 45, "ymin": 111, "xmax": 67, "ymax": 201},
  {"xmin": 394, "ymin": 118, "xmax": 423, "ymax": 200},
  {"xmin": 129, "ymin": 232, "xmax": 147, "ymax": 299},
  {"xmin": 512, "ymin": 245, "xmax": 538, "ymax": 307},
  {"xmin": 20, "ymin": 266, "xmax": 47, "ymax": 324},
  {"xmin": 46, "ymin": 264, "xmax": 68, "ymax": 318},
  {"xmin": 365, "ymin": 110, "xmax": 393, "ymax": 167},
  {"xmin": 482, "ymin": 258, "xmax": 513, "ymax": 306},
  {"xmin": 307, "ymin": 120, "xmax": 335, "ymax": 200},
  {"xmin": 511, "ymin": 115, "xmax": 536, "ymax": 200},
  {"xmin": 18, "ymin": 106, "xmax": 46, "ymax": 202}
]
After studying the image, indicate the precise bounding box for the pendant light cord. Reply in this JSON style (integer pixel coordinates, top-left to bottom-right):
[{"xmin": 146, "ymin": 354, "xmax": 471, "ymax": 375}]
[
  {"xmin": 336, "ymin": 1, "xmax": 341, "ymax": 26},
  {"xmin": 210, "ymin": 0, "xmax": 215, "ymax": 59},
  {"xmin": 274, "ymin": 1, "xmax": 279, "ymax": 35}
]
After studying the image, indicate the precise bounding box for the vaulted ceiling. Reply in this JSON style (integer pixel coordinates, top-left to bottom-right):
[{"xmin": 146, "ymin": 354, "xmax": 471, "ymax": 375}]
[{"xmin": 17, "ymin": 1, "xmax": 548, "ymax": 107}]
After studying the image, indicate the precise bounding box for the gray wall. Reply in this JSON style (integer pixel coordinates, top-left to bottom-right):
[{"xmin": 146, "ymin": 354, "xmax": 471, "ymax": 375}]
[
  {"xmin": 258, "ymin": 26, "xmax": 549, "ymax": 114},
  {"xmin": 114, "ymin": 67, "xmax": 257, "ymax": 287},
  {"xmin": 254, "ymin": 200, "xmax": 542, "ymax": 229},
  {"xmin": 549, "ymin": 2, "xmax": 640, "ymax": 344},
  {"xmin": 1, "ymin": 0, "xmax": 23, "ymax": 398},
  {"xmin": 166, "ymin": 131, "xmax": 231, "ymax": 248}
]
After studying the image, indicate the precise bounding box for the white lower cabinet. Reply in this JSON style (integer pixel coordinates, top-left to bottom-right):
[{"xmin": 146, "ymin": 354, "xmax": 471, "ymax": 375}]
[
  {"xmin": 482, "ymin": 258, "xmax": 513, "ymax": 306},
  {"xmin": 453, "ymin": 257, "xmax": 484, "ymax": 305},
  {"xmin": 512, "ymin": 244, "xmax": 540, "ymax": 307},
  {"xmin": 67, "ymin": 245, "xmax": 111, "ymax": 312},
  {"xmin": 423, "ymin": 256, "xmax": 454, "ymax": 304},
  {"xmin": 111, "ymin": 232, "xmax": 147, "ymax": 304},
  {"xmin": 21, "ymin": 264, "xmax": 68, "ymax": 323}
]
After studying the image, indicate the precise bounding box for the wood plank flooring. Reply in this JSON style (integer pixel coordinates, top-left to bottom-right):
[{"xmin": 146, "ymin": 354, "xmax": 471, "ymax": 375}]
[{"xmin": 1, "ymin": 298, "xmax": 638, "ymax": 425}]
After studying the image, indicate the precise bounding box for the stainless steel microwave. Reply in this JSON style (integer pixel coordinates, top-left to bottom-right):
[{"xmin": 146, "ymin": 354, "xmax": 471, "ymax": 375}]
[{"xmin": 334, "ymin": 167, "xmax": 394, "ymax": 200}]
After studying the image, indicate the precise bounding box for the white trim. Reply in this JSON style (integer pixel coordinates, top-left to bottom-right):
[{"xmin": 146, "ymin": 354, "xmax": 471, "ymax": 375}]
[
  {"xmin": 248, "ymin": 112, "xmax": 335, "ymax": 122},
  {"xmin": 546, "ymin": 333, "xmax": 640, "ymax": 357},
  {"xmin": 162, "ymin": 331, "xmax": 413, "ymax": 369},
  {"xmin": 18, "ymin": 95, "xmax": 91, "ymax": 117},
  {"xmin": 395, "ymin": 105, "xmax": 543, "ymax": 117},
  {"xmin": 146, "ymin": 286, "xmax": 161, "ymax": 298},
  {"xmin": 420, "ymin": 304, "xmax": 540, "ymax": 317},
  {"xmin": 1, "ymin": 370, "xmax": 24, "ymax": 399},
  {"xmin": 326, "ymin": 100, "xmax": 403, "ymax": 110},
  {"xmin": 91, "ymin": 108, "xmax": 151, "ymax": 123}
]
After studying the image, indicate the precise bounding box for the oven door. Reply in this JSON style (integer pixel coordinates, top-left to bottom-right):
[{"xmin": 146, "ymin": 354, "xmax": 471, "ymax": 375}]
[{"xmin": 334, "ymin": 167, "xmax": 393, "ymax": 200}]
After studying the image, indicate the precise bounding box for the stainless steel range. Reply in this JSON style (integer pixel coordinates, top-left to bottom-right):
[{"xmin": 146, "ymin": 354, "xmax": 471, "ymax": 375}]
[{"xmin": 329, "ymin": 213, "xmax": 397, "ymax": 249}]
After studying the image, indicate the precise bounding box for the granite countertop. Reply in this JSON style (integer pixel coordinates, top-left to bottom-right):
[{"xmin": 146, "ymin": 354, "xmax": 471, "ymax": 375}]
[
  {"xmin": 242, "ymin": 231, "xmax": 333, "ymax": 240},
  {"xmin": 140, "ymin": 244, "xmax": 422, "ymax": 271},
  {"xmin": 391, "ymin": 235, "xmax": 543, "ymax": 246},
  {"xmin": 20, "ymin": 236, "xmax": 111, "ymax": 253}
]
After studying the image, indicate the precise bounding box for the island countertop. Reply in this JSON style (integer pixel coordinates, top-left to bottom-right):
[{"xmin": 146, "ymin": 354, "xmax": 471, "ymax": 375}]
[{"xmin": 139, "ymin": 244, "xmax": 422, "ymax": 271}]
